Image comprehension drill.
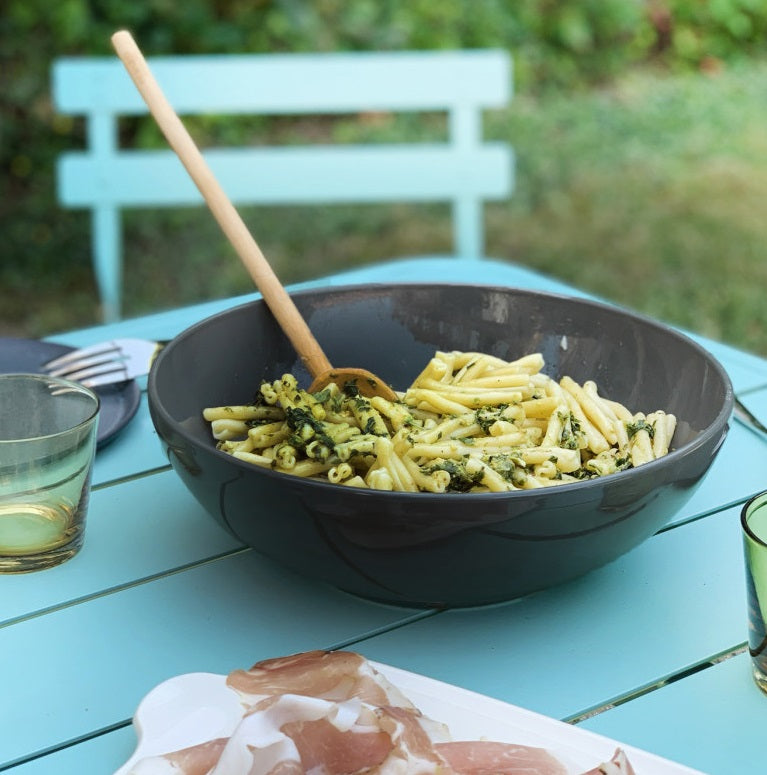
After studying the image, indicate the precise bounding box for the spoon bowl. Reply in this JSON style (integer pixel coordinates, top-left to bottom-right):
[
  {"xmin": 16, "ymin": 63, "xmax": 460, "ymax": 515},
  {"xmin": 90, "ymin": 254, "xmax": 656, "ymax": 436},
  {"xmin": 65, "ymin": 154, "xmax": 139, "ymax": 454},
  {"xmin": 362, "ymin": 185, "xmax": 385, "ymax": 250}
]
[{"xmin": 308, "ymin": 368, "xmax": 399, "ymax": 399}]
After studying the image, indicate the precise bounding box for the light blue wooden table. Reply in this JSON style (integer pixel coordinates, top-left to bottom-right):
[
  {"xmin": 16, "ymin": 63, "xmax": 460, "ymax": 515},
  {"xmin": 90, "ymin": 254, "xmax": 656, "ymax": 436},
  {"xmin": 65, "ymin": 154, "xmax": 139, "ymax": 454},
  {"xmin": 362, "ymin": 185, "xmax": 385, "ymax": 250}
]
[{"xmin": 3, "ymin": 257, "xmax": 766, "ymax": 775}]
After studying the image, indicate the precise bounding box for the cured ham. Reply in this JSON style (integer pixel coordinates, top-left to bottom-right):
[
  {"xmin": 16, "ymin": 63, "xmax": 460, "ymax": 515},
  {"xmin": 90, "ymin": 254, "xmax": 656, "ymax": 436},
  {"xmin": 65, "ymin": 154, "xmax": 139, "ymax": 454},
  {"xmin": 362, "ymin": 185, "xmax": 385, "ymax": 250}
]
[
  {"xmin": 124, "ymin": 650, "xmax": 637, "ymax": 775},
  {"xmin": 580, "ymin": 747, "xmax": 637, "ymax": 775},
  {"xmin": 127, "ymin": 693, "xmax": 445, "ymax": 775},
  {"xmin": 226, "ymin": 649, "xmax": 419, "ymax": 710},
  {"xmin": 435, "ymin": 740, "xmax": 569, "ymax": 774},
  {"xmin": 132, "ymin": 738, "xmax": 228, "ymax": 775}
]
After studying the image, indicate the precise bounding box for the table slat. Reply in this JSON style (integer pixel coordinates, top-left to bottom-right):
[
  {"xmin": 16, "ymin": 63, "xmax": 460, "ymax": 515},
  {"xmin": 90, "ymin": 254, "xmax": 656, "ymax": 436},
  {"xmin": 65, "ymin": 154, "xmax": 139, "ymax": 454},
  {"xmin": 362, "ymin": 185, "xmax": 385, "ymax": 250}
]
[
  {"xmin": 338, "ymin": 506, "xmax": 747, "ymax": 721},
  {"xmin": 0, "ymin": 470, "xmax": 242, "ymax": 625},
  {"xmin": 579, "ymin": 651, "xmax": 764, "ymax": 775},
  {"xmin": 92, "ymin": 394, "xmax": 169, "ymax": 485},
  {"xmin": 0, "ymin": 551, "xmax": 427, "ymax": 769}
]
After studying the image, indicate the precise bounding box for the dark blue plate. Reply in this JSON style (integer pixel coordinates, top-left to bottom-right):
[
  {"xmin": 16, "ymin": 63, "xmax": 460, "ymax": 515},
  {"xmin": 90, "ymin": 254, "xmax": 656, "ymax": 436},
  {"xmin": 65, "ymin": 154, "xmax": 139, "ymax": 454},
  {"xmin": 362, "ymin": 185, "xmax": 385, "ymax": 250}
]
[{"xmin": 0, "ymin": 337, "xmax": 141, "ymax": 449}]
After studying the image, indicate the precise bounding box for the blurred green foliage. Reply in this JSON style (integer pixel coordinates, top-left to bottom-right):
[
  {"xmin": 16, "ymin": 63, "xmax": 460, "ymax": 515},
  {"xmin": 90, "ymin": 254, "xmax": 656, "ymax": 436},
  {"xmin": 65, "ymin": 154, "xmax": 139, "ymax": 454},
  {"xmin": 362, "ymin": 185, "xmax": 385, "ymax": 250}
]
[{"xmin": 2, "ymin": 0, "xmax": 767, "ymax": 337}]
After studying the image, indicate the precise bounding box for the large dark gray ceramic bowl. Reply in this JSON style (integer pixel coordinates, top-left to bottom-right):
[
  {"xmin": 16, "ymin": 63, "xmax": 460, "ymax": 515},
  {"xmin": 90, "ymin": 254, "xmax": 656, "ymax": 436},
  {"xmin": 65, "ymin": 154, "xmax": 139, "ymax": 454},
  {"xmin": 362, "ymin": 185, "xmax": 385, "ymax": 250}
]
[{"xmin": 148, "ymin": 284, "xmax": 733, "ymax": 608}]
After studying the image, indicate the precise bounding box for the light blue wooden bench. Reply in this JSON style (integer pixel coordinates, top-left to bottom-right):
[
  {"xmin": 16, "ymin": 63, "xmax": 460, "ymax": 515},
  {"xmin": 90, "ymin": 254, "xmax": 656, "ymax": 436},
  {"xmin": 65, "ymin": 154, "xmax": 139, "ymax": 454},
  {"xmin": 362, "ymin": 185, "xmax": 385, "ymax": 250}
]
[{"xmin": 52, "ymin": 49, "xmax": 513, "ymax": 322}]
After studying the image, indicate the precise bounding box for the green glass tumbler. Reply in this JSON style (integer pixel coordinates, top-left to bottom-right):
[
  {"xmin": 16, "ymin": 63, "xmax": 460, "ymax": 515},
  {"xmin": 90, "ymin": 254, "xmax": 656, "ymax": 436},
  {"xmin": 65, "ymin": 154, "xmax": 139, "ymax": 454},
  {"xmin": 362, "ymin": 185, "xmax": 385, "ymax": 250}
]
[
  {"xmin": 742, "ymin": 491, "xmax": 767, "ymax": 693},
  {"xmin": 0, "ymin": 373, "xmax": 99, "ymax": 572}
]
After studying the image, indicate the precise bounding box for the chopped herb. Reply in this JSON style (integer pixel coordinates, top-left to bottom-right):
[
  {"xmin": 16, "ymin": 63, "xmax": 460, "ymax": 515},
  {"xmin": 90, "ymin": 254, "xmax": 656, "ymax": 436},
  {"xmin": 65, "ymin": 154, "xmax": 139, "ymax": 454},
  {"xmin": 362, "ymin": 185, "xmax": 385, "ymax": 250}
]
[
  {"xmin": 428, "ymin": 459, "xmax": 484, "ymax": 492},
  {"xmin": 284, "ymin": 406, "xmax": 335, "ymax": 449},
  {"xmin": 312, "ymin": 387, "xmax": 332, "ymax": 403},
  {"xmin": 343, "ymin": 380, "xmax": 360, "ymax": 397},
  {"xmin": 627, "ymin": 418, "xmax": 655, "ymax": 439},
  {"xmin": 475, "ymin": 404, "xmax": 511, "ymax": 433}
]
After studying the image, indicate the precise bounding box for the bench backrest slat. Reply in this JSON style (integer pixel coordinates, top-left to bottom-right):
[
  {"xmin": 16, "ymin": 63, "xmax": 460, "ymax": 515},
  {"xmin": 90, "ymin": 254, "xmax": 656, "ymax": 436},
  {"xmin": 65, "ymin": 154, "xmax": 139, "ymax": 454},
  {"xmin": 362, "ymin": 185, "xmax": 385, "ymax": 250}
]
[
  {"xmin": 59, "ymin": 145, "xmax": 513, "ymax": 206},
  {"xmin": 54, "ymin": 50, "xmax": 510, "ymax": 114}
]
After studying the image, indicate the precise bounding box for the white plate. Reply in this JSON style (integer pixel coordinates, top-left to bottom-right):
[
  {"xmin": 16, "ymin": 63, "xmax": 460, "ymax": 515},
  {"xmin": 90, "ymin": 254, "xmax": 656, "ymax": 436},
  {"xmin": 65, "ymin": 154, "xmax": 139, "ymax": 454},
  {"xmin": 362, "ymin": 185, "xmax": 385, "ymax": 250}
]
[{"xmin": 115, "ymin": 662, "xmax": 705, "ymax": 775}]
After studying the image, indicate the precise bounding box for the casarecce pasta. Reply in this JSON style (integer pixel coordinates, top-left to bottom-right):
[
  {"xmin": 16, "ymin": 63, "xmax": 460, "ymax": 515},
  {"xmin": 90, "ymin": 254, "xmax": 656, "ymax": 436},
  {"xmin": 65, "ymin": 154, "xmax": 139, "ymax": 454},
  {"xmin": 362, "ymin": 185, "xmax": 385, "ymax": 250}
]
[{"xmin": 202, "ymin": 350, "xmax": 676, "ymax": 493}]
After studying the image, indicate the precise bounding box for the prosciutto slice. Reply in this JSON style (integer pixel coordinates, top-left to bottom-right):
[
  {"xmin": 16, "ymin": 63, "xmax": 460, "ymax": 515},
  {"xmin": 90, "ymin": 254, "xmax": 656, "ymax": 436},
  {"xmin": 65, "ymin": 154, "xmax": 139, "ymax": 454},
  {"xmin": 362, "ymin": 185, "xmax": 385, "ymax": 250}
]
[
  {"xmin": 124, "ymin": 650, "xmax": 637, "ymax": 775},
  {"xmin": 226, "ymin": 649, "xmax": 418, "ymax": 710},
  {"xmin": 129, "ymin": 738, "xmax": 228, "ymax": 775},
  {"xmin": 435, "ymin": 740, "xmax": 568, "ymax": 774},
  {"xmin": 580, "ymin": 747, "xmax": 637, "ymax": 775},
  {"xmin": 127, "ymin": 693, "xmax": 448, "ymax": 774}
]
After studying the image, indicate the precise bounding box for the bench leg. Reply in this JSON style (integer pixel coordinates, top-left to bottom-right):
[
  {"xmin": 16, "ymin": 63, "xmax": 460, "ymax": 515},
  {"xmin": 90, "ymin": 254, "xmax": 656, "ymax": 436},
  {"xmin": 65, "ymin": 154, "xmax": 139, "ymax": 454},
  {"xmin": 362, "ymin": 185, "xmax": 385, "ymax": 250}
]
[
  {"xmin": 92, "ymin": 206, "xmax": 122, "ymax": 323},
  {"xmin": 453, "ymin": 198, "xmax": 483, "ymax": 259}
]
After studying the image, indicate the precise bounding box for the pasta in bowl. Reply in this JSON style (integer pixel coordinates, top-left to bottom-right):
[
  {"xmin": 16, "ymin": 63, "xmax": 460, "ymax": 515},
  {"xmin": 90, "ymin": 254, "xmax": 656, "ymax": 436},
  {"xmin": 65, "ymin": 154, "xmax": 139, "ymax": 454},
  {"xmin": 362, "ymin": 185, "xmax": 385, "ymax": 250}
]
[
  {"xmin": 148, "ymin": 283, "xmax": 732, "ymax": 607},
  {"xmin": 203, "ymin": 350, "xmax": 677, "ymax": 493}
]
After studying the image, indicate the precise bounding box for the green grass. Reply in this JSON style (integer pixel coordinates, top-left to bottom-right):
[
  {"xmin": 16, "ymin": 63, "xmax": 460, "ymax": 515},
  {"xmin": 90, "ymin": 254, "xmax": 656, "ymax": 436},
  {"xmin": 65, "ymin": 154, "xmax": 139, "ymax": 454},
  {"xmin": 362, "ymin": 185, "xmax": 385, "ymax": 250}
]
[
  {"xmin": 489, "ymin": 60, "xmax": 767, "ymax": 352},
  {"xmin": 4, "ymin": 59, "xmax": 767, "ymax": 356}
]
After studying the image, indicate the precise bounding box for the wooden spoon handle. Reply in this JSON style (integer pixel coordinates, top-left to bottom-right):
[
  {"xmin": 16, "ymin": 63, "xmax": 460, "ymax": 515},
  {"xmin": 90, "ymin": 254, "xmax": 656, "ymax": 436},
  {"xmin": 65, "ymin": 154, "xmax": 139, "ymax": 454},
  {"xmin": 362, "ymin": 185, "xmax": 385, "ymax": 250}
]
[{"xmin": 110, "ymin": 30, "xmax": 332, "ymax": 378}]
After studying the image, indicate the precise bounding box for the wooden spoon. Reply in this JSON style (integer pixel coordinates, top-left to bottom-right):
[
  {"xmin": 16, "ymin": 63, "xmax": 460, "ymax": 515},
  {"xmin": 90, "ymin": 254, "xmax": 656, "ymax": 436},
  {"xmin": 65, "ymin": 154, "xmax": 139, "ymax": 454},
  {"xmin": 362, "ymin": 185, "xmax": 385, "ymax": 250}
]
[{"xmin": 111, "ymin": 30, "xmax": 398, "ymax": 402}]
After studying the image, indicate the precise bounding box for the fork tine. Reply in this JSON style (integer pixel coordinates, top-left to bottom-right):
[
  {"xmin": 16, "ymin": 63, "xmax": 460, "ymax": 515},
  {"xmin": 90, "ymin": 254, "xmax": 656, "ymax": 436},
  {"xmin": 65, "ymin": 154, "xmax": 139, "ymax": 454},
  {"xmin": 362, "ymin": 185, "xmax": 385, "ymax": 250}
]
[
  {"xmin": 50, "ymin": 361, "xmax": 129, "ymax": 383},
  {"xmin": 46, "ymin": 352, "xmax": 127, "ymax": 379},
  {"xmin": 43, "ymin": 341, "xmax": 122, "ymax": 371},
  {"xmin": 74, "ymin": 371, "xmax": 133, "ymax": 389},
  {"xmin": 42, "ymin": 338, "xmax": 162, "ymax": 387}
]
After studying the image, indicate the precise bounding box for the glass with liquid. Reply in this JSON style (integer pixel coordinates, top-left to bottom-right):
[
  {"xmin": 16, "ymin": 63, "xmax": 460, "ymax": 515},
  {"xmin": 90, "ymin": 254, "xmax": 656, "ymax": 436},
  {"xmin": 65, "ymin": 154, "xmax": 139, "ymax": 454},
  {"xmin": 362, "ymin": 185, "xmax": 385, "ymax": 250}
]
[
  {"xmin": 742, "ymin": 491, "xmax": 767, "ymax": 693},
  {"xmin": 0, "ymin": 373, "xmax": 99, "ymax": 572}
]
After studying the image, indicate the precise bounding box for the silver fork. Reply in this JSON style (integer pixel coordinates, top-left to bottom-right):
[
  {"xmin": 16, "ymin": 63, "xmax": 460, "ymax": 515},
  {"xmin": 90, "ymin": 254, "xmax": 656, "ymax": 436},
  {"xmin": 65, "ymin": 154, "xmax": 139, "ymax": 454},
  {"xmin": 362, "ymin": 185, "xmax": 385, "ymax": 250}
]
[
  {"xmin": 42, "ymin": 338, "xmax": 165, "ymax": 388},
  {"xmin": 734, "ymin": 395, "xmax": 767, "ymax": 438}
]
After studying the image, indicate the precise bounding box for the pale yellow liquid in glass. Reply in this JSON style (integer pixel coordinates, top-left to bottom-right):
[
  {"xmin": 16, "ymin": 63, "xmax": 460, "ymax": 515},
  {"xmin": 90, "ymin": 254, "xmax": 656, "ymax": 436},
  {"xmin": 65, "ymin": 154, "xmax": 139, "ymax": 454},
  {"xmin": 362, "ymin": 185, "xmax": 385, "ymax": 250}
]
[{"xmin": 0, "ymin": 501, "xmax": 78, "ymax": 554}]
